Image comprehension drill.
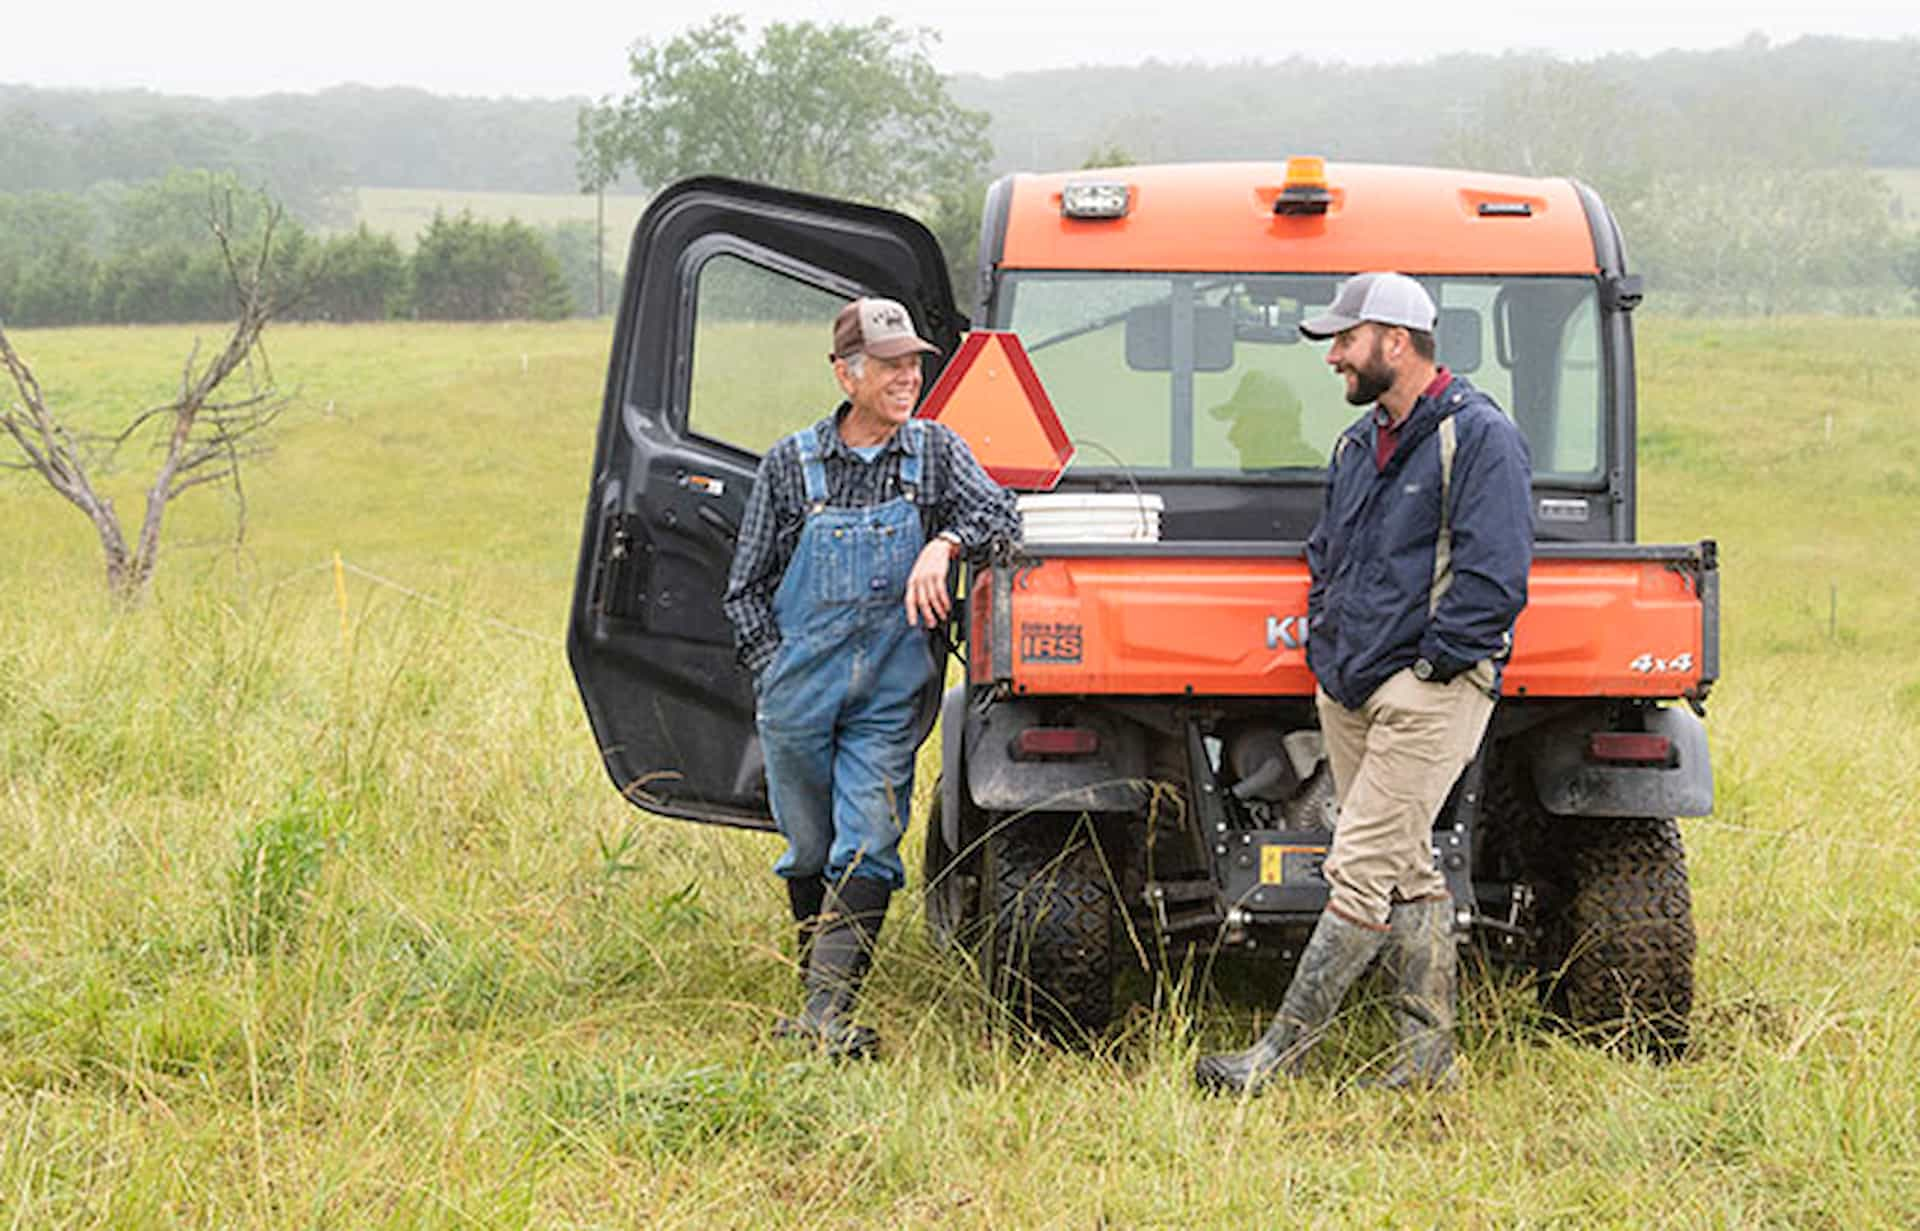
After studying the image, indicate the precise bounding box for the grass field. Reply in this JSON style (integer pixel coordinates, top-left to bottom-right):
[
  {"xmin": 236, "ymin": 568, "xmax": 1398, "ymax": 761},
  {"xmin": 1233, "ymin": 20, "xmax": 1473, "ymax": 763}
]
[
  {"xmin": 2, "ymin": 316, "xmax": 1918, "ymax": 1226},
  {"xmin": 350, "ymin": 187, "xmax": 651, "ymax": 259}
]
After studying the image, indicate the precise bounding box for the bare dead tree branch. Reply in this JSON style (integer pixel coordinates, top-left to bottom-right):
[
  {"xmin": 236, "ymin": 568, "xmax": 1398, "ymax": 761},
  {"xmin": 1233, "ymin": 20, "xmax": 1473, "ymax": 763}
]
[
  {"xmin": 0, "ymin": 186, "xmax": 294, "ymax": 603},
  {"xmin": 1, "ymin": 327, "xmax": 121, "ymax": 526},
  {"xmin": 169, "ymin": 466, "xmax": 240, "ymax": 497}
]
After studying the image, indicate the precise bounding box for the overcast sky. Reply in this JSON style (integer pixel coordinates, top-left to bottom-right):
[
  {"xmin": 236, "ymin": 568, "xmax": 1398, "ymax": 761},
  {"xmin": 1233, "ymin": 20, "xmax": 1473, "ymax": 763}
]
[{"xmin": 4, "ymin": 0, "xmax": 1915, "ymax": 99}]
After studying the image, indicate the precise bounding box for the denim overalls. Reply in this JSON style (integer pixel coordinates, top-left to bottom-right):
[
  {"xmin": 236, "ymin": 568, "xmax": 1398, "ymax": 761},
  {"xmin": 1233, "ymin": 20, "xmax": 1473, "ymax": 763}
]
[{"xmin": 755, "ymin": 421, "xmax": 938, "ymax": 890}]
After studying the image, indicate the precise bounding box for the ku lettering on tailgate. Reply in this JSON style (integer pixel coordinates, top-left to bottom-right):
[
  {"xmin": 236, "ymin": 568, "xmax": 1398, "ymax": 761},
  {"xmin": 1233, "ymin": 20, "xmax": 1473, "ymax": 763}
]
[{"xmin": 1266, "ymin": 614, "xmax": 1309, "ymax": 651}]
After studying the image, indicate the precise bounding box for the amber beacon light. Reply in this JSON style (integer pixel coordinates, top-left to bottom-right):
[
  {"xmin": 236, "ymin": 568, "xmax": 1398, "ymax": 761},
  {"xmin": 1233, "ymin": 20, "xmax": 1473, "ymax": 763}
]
[{"xmin": 1274, "ymin": 156, "xmax": 1333, "ymax": 215}]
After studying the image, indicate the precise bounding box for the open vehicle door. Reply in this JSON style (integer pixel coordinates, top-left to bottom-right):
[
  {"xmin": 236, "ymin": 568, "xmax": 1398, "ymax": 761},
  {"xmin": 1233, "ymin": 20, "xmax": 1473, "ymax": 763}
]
[{"xmin": 567, "ymin": 177, "xmax": 962, "ymax": 829}]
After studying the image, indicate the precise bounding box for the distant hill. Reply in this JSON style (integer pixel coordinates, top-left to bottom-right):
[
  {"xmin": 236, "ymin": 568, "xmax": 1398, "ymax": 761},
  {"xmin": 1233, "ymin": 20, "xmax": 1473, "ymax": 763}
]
[
  {"xmin": 6, "ymin": 35, "xmax": 1917, "ymax": 322},
  {"xmin": 0, "ymin": 83, "xmax": 590, "ymax": 203},
  {"xmin": 951, "ymin": 36, "xmax": 1920, "ymax": 174},
  {"xmin": 4, "ymin": 35, "xmax": 1917, "ymax": 206}
]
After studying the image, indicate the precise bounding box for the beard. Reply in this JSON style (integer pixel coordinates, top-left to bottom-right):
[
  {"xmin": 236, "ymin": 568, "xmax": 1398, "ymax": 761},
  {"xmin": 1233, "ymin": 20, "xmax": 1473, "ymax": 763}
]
[{"xmin": 1343, "ymin": 352, "xmax": 1395, "ymax": 406}]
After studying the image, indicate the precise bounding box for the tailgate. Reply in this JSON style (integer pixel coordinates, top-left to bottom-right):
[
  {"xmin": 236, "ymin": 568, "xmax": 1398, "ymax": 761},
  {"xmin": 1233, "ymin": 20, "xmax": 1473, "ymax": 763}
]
[{"xmin": 968, "ymin": 541, "xmax": 1718, "ymax": 701}]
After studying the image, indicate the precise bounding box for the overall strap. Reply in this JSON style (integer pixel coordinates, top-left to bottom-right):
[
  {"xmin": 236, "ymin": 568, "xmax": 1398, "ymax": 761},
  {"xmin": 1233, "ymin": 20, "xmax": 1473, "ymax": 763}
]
[
  {"xmin": 897, "ymin": 419, "xmax": 924, "ymax": 498},
  {"xmin": 794, "ymin": 427, "xmax": 830, "ymax": 513},
  {"xmin": 1428, "ymin": 413, "xmax": 1459, "ymax": 616}
]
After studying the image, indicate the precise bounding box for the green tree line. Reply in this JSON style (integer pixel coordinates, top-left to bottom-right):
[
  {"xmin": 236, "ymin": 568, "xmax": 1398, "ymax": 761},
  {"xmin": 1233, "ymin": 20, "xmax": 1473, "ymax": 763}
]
[
  {"xmin": 0, "ymin": 92, "xmax": 353, "ymax": 224},
  {"xmin": 1438, "ymin": 56, "xmax": 1916, "ymax": 312},
  {"xmin": 7, "ymin": 37, "xmax": 1918, "ymax": 195},
  {"xmin": 5, "ymin": 33, "xmax": 1920, "ymax": 315},
  {"xmin": 0, "ymin": 84, "xmax": 587, "ymax": 204},
  {"xmin": 0, "ymin": 172, "xmax": 601, "ymax": 327},
  {"xmin": 949, "ymin": 36, "xmax": 1920, "ymax": 178}
]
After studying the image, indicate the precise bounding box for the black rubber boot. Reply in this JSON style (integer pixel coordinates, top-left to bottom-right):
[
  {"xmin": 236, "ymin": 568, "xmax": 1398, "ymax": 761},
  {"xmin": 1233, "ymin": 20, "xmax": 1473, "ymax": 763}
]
[
  {"xmin": 1194, "ymin": 909, "xmax": 1389, "ymax": 1096},
  {"xmin": 1374, "ymin": 897, "xmax": 1459, "ymax": 1090},
  {"xmin": 775, "ymin": 875, "xmax": 891, "ymax": 1060},
  {"xmin": 786, "ymin": 874, "xmax": 826, "ymax": 989}
]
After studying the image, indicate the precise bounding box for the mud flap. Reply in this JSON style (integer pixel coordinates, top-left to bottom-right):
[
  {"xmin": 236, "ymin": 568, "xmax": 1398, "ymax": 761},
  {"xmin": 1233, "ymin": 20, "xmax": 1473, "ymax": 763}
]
[
  {"xmin": 1529, "ymin": 706, "xmax": 1713, "ymax": 818},
  {"xmin": 910, "ymin": 630, "xmax": 943, "ymax": 747},
  {"xmin": 939, "ymin": 683, "xmax": 970, "ymax": 853},
  {"xmin": 963, "ymin": 700, "xmax": 1151, "ymax": 815}
]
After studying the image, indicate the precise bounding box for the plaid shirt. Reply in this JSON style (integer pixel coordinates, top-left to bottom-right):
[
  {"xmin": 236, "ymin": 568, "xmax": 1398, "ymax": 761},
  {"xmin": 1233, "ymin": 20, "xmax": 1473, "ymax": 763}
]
[{"xmin": 723, "ymin": 405, "xmax": 1021, "ymax": 674}]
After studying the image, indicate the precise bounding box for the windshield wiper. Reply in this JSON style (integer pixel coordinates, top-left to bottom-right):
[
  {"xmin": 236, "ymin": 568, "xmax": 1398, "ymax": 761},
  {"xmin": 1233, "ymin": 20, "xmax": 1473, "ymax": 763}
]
[
  {"xmin": 1022, "ymin": 278, "xmax": 1240, "ymax": 354},
  {"xmin": 1024, "ymin": 305, "xmax": 1134, "ymax": 354}
]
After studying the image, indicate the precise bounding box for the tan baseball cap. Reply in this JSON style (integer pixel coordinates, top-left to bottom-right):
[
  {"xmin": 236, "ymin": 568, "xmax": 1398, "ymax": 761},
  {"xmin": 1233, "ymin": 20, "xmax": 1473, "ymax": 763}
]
[{"xmin": 832, "ymin": 297, "xmax": 938, "ymax": 361}]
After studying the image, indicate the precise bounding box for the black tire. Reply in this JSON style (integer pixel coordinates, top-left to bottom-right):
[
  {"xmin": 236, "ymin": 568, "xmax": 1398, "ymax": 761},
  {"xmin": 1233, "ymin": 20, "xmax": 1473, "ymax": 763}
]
[
  {"xmin": 921, "ymin": 782, "xmax": 983, "ymax": 952},
  {"xmin": 1540, "ymin": 816, "xmax": 1696, "ymax": 1057},
  {"xmin": 981, "ymin": 815, "xmax": 1121, "ymax": 1042},
  {"xmin": 1475, "ymin": 750, "xmax": 1559, "ymax": 971}
]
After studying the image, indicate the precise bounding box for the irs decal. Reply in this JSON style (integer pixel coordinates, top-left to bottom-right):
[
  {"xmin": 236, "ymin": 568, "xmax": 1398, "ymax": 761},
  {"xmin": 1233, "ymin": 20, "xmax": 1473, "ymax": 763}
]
[{"xmin": 1020, "ymin": 621, "xmax": 1084, "ymax": 664}]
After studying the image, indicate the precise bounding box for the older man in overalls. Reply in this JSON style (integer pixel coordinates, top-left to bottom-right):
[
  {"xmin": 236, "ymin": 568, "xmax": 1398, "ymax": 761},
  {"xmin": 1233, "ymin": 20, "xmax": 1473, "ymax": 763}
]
[{"xmin": 723, "ymin": 297, "xmax": 1019, "ymax": 1058}]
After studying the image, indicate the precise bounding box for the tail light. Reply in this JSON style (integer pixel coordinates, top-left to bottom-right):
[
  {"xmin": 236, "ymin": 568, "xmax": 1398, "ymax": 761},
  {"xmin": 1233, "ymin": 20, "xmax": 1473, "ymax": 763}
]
[
  {"xmin": 1587, "ymin": 732, "xmax": 1675, "ymax": 767},
  {"xmin": 1011, "ymin": 727, "xmax": 1100, "ymax": 759}
]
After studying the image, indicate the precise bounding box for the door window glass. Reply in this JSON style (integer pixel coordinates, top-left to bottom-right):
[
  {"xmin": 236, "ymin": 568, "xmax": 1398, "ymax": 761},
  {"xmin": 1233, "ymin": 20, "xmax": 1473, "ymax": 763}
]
[
  {"xmin": 1550, "ymin": 293, "xmax": 1601, "ymax": 474},
  {"xmin": 688, "ymin": 253, "xmax": 845, "ymax": 454}
]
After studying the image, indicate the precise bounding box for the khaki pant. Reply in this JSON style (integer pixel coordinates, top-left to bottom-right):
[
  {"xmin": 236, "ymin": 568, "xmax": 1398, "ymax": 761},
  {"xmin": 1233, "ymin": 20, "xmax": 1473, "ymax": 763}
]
[{"xmin": 1315, "ymin": 663, "xmax": 1496, "ymax": 928}]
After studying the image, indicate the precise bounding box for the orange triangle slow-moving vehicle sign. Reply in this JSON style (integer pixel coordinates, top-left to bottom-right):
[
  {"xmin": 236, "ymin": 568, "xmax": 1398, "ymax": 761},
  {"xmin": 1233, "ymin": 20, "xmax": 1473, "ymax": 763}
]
[{"xmin": 916, "ymin": 332, "xmax": 1073, "ymax": 491}]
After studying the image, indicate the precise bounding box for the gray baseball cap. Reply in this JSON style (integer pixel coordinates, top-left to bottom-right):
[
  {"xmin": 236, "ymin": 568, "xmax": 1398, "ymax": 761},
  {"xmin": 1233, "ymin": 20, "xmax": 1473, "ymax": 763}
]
[{"xmin": 1299, "ymin": 272, "xmax": 1437, "ymax": 340}]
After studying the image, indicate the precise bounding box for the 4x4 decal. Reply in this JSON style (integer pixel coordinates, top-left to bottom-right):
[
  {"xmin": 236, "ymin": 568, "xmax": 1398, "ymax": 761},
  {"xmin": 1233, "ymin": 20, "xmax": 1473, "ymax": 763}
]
[{"xmin": 1628, "ymin": 651, "xmax": 1693, "ymax": 674}]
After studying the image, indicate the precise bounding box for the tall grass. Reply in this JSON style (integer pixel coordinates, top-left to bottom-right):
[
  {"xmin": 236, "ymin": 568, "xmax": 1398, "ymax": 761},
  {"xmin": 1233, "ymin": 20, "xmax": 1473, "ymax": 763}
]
[{"xmin": 1, "ymin": 316, "xmax": 1916, "ymax": 1226}]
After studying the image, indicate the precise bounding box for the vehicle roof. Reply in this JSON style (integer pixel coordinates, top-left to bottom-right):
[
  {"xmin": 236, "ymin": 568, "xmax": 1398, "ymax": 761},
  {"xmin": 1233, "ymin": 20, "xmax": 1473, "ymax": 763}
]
[{"xmin": 998, "ymin": 161, "xmax": 1601, "ymax": 276}]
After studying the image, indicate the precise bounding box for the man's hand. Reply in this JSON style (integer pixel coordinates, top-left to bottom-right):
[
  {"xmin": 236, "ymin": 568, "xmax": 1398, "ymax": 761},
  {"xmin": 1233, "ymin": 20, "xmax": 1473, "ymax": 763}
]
[{"xmin": 904, "ymin": 535, "xmax": 959, "ymax": 628}]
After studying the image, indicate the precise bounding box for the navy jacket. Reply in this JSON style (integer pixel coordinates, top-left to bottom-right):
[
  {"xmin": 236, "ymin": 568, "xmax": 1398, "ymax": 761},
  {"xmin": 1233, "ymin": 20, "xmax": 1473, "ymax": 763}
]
[{"xmin": 1305, "ymin": 374, "xmax": 1533, "ymax": 710}]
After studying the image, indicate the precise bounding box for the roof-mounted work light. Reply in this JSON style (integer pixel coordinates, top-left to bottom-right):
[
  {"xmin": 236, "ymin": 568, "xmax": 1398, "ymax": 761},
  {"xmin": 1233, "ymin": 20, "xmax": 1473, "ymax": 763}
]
[
  {"xmin": 1274, "ymin": 156, "xmax": 1333, "ymax": 216},
  {"xmin": 1061, "ymin": 180, "xmax": 1132, "ymax": 219}
]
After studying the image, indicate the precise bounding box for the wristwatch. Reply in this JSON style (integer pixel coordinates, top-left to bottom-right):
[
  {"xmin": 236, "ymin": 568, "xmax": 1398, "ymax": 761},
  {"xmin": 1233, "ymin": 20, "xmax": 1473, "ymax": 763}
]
[
  {"xmin": 1412, "ymin": 656, "xmax": 1436, "ymax": 681},
  {"xmin": 936, "ymin": 529, "xmax": 963, "ymax": 549}
]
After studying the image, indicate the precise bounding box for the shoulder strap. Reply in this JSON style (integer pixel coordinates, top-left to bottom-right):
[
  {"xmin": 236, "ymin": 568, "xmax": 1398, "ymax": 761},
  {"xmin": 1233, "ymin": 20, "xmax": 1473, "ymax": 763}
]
[
  {"xmin": 793, "ymin": 427, "xmax": 829, "ymax": 512},
  {"xmin": 897, "ymin": 419, "xmax": 923, "ymax": 496},
  {"xmin": 1428, "ymin": 413, "xmax": 1458, "ymax": 616}
]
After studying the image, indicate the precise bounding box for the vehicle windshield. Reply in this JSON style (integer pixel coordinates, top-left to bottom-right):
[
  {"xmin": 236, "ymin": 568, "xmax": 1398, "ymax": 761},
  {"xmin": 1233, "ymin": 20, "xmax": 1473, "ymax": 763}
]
[{"xmin": 993, "ymin": 273, "xmax": 1604, "ymax": 482}]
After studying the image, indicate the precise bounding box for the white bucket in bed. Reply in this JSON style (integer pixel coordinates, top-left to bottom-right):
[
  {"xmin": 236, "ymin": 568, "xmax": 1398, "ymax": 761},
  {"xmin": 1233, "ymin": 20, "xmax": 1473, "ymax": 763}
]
[{"xmin": 1016, "ymin": 492, "xmax": 1164, "ymax": 543}]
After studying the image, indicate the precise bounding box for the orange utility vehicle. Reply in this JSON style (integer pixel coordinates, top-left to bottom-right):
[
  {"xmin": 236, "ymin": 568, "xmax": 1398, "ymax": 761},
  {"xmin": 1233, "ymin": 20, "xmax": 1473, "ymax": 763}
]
[{"xmin": 568, "ymin": 160, "xmax": 1717, "ymax": 1050}]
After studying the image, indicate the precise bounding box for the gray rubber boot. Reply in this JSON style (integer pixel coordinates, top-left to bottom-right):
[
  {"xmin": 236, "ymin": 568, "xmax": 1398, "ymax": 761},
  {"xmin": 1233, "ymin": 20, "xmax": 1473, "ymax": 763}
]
[
  {"xmin": 775, "ymin": 875, "xmax": 891, "ymax": 1060},
  {"xmin": 1194, "ymin": 909, "xmax": 1389, "ymax": 1096},
  {"xmin": 1375, "ymin": 896, "xmax": 1459, "ymax": 1089},
  {"xmin": 786, "ymin": 874, "xmax": 826, "ymax": 990}
]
